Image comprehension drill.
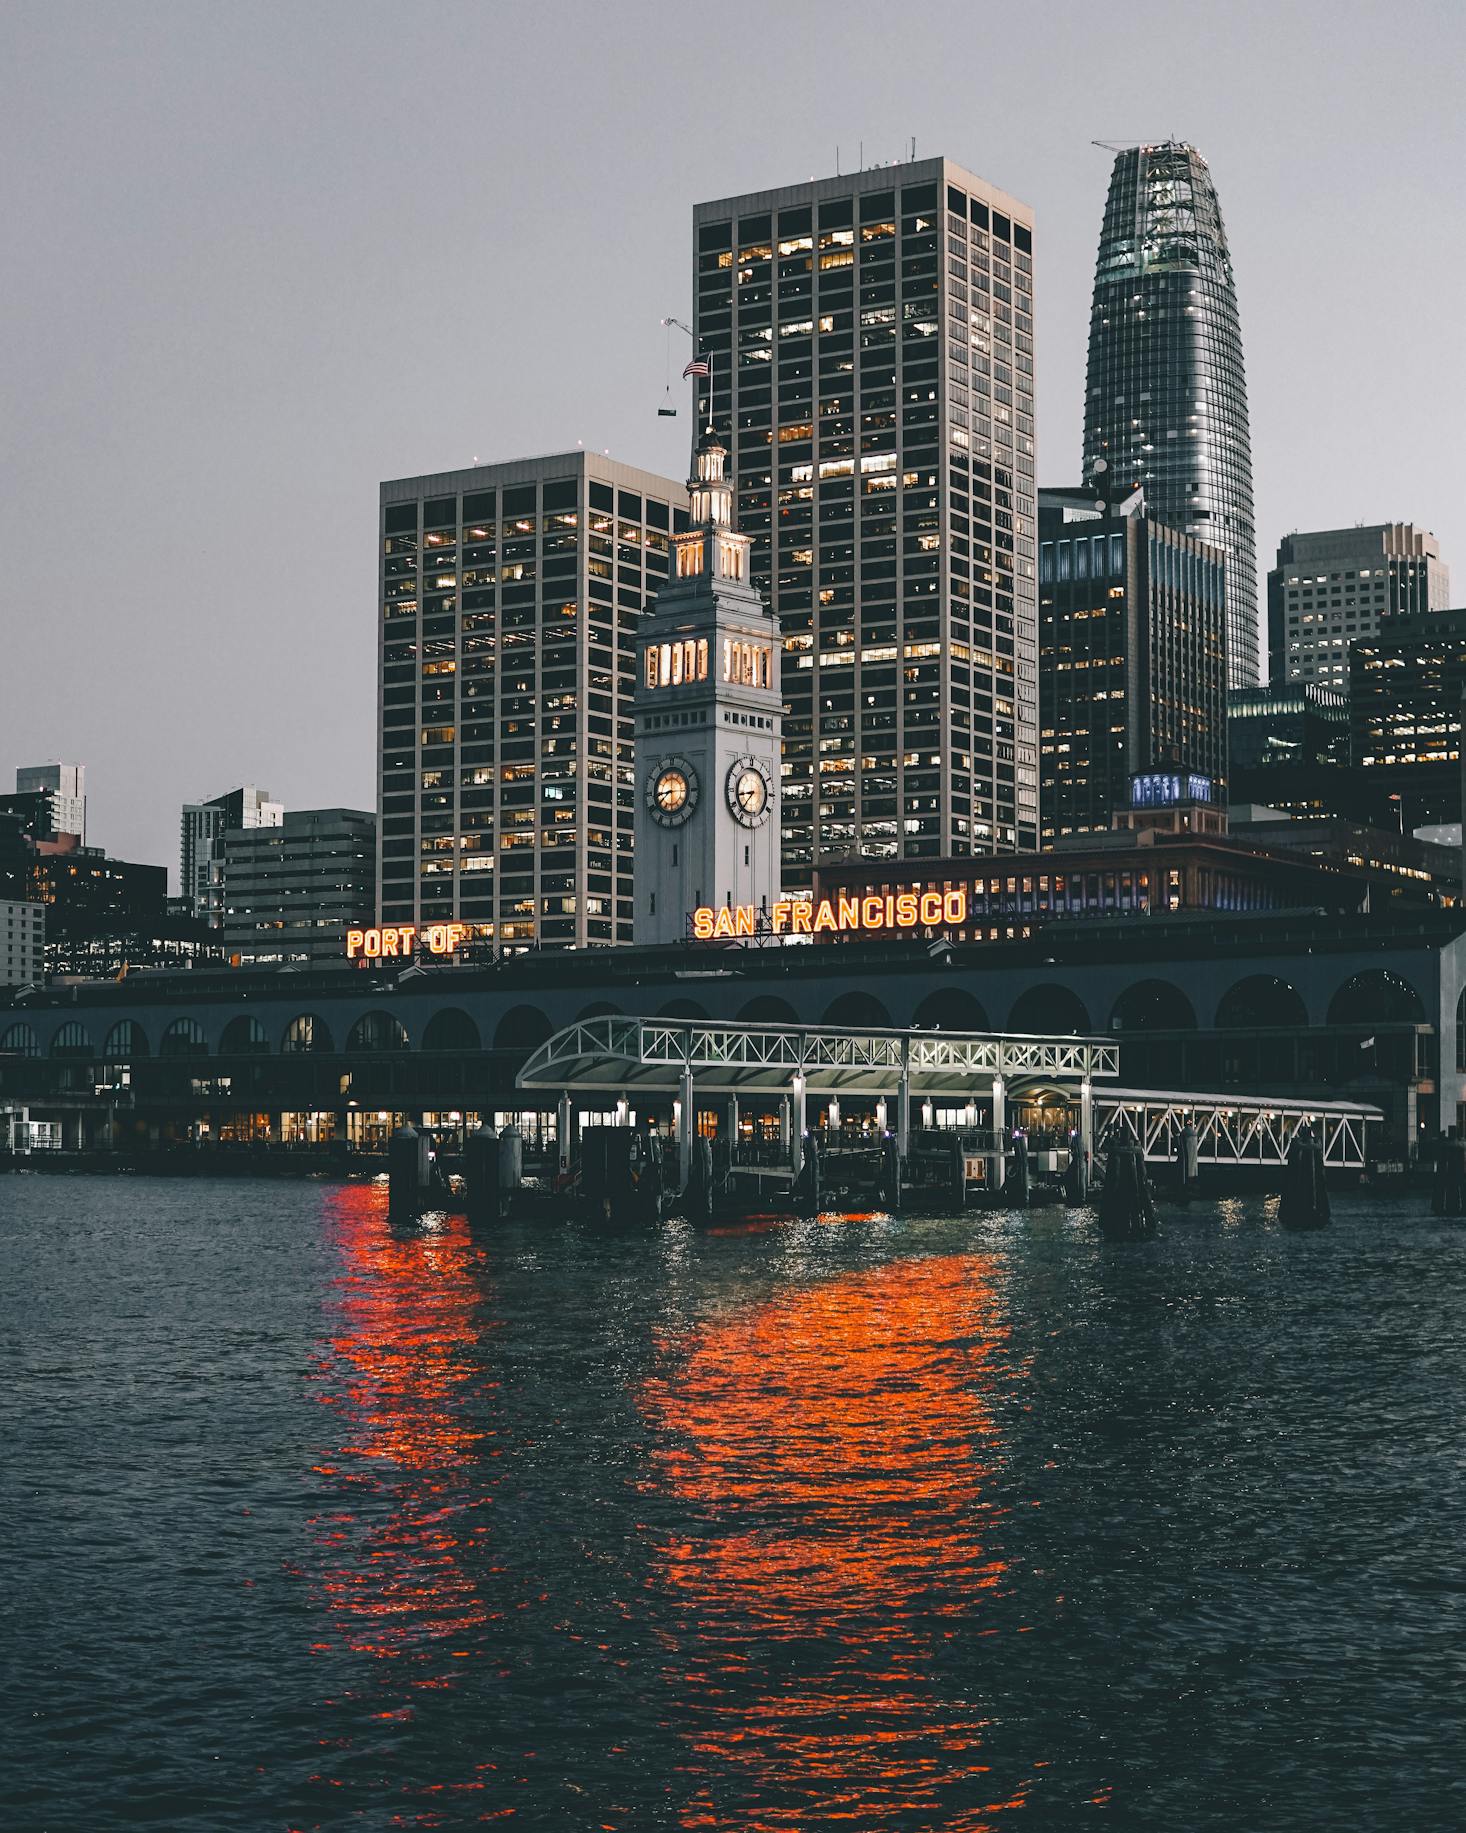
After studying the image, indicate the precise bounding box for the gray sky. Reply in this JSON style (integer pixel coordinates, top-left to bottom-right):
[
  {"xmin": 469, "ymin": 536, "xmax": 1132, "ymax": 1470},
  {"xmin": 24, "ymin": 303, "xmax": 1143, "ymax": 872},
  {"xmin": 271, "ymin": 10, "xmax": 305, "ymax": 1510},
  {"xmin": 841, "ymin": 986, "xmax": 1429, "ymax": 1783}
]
[{"xmin": 3, "ymin": 0, "xmax": 1462, "ymax": 881}]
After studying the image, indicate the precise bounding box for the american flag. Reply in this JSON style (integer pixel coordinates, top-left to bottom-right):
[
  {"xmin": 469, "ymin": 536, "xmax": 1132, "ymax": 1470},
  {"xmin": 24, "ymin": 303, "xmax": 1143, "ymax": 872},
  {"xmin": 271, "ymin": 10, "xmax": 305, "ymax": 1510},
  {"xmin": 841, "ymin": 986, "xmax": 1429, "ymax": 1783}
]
[{"xmin": 682, "ymin": 354, "xmax": 711, "ymax": 378}]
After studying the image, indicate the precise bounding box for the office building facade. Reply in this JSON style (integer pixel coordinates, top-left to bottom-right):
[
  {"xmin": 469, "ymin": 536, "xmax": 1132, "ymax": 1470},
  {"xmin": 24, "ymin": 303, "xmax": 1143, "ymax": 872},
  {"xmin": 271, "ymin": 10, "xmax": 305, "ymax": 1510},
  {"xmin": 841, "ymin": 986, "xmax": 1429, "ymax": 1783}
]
[
  {"xmin": 693, "ymin": 156, "xmax": 1038, "ymax": 880},
  {"xmin": 222, "ymin": 808, "xmax": 375, "ymax": 966},
  {"xmin": 0, "ymin": 899, "xmax": 44, "ymax": 988},
  {"xmin": 378, "ymin": 452, "xmax": 686, "ymax": 949},
  {"xmin": 1039, "ymin": 486, "xmax": 1226, "ymax": 840},
  {"xmin": 1351, "ymin": 609, "xmax": 1466, "ymax": 831},
  {"xmin": 16, "ymin": 763, "xmax": 85, "ymax": 844},
  {"xmin": 1083, "ymin": 142, "xmax": 1257, "ymax": 688},
  {"xmin": 181, "ymin": 785, "xmax": 283, "ymax": 923},
  {"xmin": 1268, "ymin": 523, "xmax": 1449, "ymax": 687}
]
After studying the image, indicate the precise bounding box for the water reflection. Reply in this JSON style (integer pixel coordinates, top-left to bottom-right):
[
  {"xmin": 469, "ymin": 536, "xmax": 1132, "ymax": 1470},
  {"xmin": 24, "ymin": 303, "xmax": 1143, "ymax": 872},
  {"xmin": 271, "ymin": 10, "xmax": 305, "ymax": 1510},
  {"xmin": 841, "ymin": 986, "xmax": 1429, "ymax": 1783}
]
[
  {"xmin": 302, "ymin": 1187, "xmax": 499, "ymax": 1816},
  {"xmin": 644, "ymin": 1248, "xmax": 1036, "ymax": 1829}
]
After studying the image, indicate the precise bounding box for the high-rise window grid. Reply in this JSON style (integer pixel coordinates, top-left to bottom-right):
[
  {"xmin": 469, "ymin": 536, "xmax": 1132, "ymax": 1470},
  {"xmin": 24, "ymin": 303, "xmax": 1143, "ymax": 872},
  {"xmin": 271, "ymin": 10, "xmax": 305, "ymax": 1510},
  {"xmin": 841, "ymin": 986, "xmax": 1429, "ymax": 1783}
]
[
  {"xmin": 378, "ymin": 455, "xmax": 687, "ymax": 950},
  {"xmin": 695, "ymin": 158, "xmax": 1038, "ymax": 884}
]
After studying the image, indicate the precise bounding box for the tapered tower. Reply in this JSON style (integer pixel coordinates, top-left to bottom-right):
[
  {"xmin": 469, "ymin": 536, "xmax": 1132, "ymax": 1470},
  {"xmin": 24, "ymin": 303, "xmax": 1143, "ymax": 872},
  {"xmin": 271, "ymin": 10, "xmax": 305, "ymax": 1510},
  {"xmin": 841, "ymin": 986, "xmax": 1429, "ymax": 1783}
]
[{"xmin": 1083, "ymin": 142, "xmax": 1257, "ymax": 686}]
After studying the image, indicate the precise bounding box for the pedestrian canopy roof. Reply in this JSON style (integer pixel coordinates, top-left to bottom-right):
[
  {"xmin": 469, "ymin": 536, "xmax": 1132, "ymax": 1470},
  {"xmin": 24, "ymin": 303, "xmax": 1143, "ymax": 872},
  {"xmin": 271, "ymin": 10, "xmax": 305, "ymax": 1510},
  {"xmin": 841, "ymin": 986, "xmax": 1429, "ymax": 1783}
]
[{"xmin": 518, "ymin": 1017, "xmax": 1121, "ymax": 1097}]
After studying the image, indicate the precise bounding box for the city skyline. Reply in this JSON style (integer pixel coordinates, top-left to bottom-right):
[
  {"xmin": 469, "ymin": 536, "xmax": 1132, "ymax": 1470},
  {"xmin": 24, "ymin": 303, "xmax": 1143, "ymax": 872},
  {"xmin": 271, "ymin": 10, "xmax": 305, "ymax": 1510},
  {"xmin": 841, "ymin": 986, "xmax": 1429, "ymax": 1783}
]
[{"xmin": 3, "ymin": 0, "xmax": 1463, "ymax": 875}]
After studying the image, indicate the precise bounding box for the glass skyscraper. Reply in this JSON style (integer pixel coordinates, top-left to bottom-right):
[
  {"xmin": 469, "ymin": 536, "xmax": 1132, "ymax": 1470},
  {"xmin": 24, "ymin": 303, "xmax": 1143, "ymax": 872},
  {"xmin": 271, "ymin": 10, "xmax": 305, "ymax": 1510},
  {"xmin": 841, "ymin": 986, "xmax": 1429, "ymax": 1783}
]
[
  {"xmin": 694, "ymin": 158, "xmax": 1039, "ymax": 882},
  {"xmin": 1082, "ymin": 143, "xmax": 1258, "ymax": 687}
]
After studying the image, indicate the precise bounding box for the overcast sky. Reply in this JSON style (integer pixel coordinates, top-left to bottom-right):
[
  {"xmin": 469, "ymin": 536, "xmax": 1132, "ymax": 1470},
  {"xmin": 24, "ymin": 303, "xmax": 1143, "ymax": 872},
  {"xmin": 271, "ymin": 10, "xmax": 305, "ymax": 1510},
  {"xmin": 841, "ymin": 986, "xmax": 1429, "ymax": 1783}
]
[{"xmin": 3, "ymin": 0, "xmax": 1462, "ymax": 880}]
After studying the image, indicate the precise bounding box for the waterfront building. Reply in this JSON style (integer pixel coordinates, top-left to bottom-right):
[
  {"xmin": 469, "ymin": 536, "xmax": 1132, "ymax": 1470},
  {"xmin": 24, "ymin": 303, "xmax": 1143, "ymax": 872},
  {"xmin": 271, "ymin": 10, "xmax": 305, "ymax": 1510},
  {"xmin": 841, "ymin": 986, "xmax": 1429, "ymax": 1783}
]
[
  {"xmin": 633, "ymin": 425, "xmax": 782, "ymax": 943},
  {"xmin": 181, "ymin": 786, "xmax": 283, "ymax": 923},
  {"xmin": 1351, "ymin": 608, "xmax": 1466, "ymax": 831},
  {"xmin": 808, "ymin": 773, "xmax": 1452, "ymax": 946},
  {"xmin": 379, "ymin": 452, "xmax": 687, "ymax": 949},
  {"xmin": 1268, "ymin": 524, "xmax": 1448, "ymax": 687},
  {"xmin": 16, "ymin": 763, "xmax": 85, "ymax": 844},
  {"xmin": 2, "ymin": 905, "xmax": 1460, "ymax": 1157},
  {"xmin": 1082, "ymin": 143, "xmax": 1257, "ymax": 687},
  {"xmin": 221, "ymin": 808, "xmax": 375, "ymax": 967},
  {"xmin": 1039, "ymin": 485, "xmax": 1226, "ymax": 841},
  {"xmin": 693, "ymin": 156, "xmax": 1038, "ymax": 877}
]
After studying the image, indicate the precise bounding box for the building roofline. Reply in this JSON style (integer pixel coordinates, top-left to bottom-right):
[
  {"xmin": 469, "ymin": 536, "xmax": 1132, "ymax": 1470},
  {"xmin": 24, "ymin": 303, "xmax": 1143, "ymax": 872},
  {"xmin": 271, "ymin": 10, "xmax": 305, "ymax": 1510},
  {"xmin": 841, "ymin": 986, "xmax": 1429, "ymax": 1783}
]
[
  {"xmin": 380, "ymin": 450, "xmax": 687, "ymax": 501},
  {"xmin": 693, "ymin": 154, "xmax": 1033, "ymax": 227}
]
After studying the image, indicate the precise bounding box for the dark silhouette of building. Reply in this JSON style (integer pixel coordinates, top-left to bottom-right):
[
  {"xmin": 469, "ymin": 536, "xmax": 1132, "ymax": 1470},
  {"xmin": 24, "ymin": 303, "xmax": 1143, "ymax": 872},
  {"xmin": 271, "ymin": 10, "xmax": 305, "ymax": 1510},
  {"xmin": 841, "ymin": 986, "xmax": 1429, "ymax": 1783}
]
[{"xmin": 1040, "ymin": 486, "xmax": 1226, "ymax": 840}]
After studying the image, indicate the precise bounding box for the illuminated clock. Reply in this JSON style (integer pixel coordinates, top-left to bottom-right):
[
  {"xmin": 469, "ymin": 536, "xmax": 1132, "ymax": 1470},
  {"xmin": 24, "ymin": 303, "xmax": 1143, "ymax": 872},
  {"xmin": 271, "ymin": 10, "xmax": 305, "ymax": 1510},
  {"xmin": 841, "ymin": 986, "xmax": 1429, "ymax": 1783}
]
[
  {"xmin": 726, "ymin": 755, "xmax": 773, "ymax": 828},
  {"xmin": 647, "ymin": 757, "xmax": 698, "ymax": 827}
]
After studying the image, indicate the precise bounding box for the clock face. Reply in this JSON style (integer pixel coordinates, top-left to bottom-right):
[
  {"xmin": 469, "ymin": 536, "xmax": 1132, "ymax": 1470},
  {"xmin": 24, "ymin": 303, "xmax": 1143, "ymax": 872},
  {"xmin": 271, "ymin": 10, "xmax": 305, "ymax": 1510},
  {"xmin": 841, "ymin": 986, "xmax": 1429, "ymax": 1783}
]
[
  {"xmin": 726, "ymin": 756, "xmax": 773, "ymax": 828},
  {"xmin": 647, "ymin": 757, "xmax": 698, "ymax": 827}
]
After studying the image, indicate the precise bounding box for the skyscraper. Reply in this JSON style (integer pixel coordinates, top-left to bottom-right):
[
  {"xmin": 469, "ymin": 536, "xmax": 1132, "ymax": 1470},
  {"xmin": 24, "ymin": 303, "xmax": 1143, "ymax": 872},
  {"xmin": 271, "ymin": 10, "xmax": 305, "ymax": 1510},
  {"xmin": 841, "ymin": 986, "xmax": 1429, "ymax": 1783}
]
[
  {"xmin": 1038, "ymin": 486, "xmax": 1226, "ymax": 840},
  {"xmin": 1082, "ymin": 143, "xmax": 1257, "ymax": 688},
  {"xmin": 1268, "ymin": 523, "xmax": 1449, "ymax": 686},
  {"xmin": 378, "ymin": 453, "xmax": 686, "ymax": 949},
  {"xmin": 693, "ymin": 157, "xmax": 1039, "ymax": 881}
]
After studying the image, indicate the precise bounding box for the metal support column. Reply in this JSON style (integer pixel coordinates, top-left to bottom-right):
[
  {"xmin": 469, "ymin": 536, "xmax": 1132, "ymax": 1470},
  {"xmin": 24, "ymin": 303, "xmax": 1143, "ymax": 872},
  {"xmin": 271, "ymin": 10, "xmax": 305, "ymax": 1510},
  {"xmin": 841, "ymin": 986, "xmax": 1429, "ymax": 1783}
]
[
  {"xmin": 728, "ymin": 1090, "xmax": 739, "ymax": 1147},
  {"xmin": 897, "ymin": 1068, "xmax": 910, "ymax": 1158},
  {"xmin": 1079, "ymin": 1078, "xmax": 1093, "ymax": 1166},
  {"xmin": 557, "ymin": 1093, "xmax": 573, "ymax": 1171},
  {"xmin": 678, "ymin": 1065, "xmax": 694, "ymax": 1187},
  {"xmin": 989, "ymin": 1074, "xmax": 1007, "ymax": 1193},
  {"xmin": 790, "ymin": 1074, "xmax": 806, "ymax": 1178}
]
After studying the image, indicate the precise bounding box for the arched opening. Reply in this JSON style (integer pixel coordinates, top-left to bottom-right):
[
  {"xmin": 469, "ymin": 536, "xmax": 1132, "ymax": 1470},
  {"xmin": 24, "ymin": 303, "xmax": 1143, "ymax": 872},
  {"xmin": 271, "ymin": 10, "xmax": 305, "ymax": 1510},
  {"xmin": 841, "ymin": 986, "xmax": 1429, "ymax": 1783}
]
[
  {"xmin": 422, "ymin": 1008, "xmax": 481, "ymax": 1053},
  {"xmin": 219, "ymin": 1015, "xmax": 270, "ymax": 1055},
  {"xmin": 1109, "ymin": 980, "xmax": 1197, "ymax": 1033},
  {"xmin": 49, "ymin": 1021, "xmax": 95, "ymax": 1059},
  {"xmin": 821, "ymin": 990, "xmax": 893, "ymax": 1029},
  {"xmin": 0, "ymin": 1021, "xmax": 39, "ymax": 1058},
  {"xmin": 281, "ymin": 1013, "xmax": 333, "ymax": 1055},
  {"xmin": 737, "ymin": 994, "xmax": 799, "ymax": 1025},
  {"xmin": 1008, "ymin": 984, "xmax": 1090, "ymax": 1036},
  {"xmin": 576, "ymin": 1001, "xmax": 624, "ymax": 1022},
  {"xmin": 102, "ymin": 1019, "xmax": 148, "ymax": 1060},
  {"xmin": 912, "ymin": 988, "xmax": 989, "ymax": 1032},
  {"xmin": 347, "ymin": 1010, "xmax": 410, "ymax": 1053},
  {"xmin": 1328, "ymin": 970, "xmax": 1426, "ymax": 1029},
  {"xmin": 1215, "ymin": 975, "xmax": 1308, "ymax": 1030},
  {"xmin": 657, "ymin": 998, "xmax": 710, "ymax": 1021},
  {"xmin": 493, "ymin": 1005, "xmax": 553, "ymax": 1053},
  {"xmin": 160, "ymin": 1017, "xmax": 208, "ymax": 1058}
]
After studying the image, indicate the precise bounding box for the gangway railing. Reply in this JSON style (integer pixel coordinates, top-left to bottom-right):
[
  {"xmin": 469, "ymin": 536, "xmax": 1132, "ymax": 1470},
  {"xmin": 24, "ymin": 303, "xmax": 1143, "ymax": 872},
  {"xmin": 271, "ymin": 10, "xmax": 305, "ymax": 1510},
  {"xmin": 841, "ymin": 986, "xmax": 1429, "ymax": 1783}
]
[{"xmin": 1094, "ymin": 1090, "xmax": 1381, "ymax": 1170}]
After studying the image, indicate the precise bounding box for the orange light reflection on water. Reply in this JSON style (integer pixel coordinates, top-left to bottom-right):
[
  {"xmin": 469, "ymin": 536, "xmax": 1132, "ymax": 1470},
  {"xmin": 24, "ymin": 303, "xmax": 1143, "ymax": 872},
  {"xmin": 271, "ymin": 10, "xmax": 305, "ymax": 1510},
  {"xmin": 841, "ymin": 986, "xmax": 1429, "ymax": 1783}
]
[
  {"xmin": 643, "ymin": 1250, "xmax": 1036, "ymax": 1830},
  {"xmin": 307, "ymin": 1186, "xmax": 496, "ymax": 1672}
]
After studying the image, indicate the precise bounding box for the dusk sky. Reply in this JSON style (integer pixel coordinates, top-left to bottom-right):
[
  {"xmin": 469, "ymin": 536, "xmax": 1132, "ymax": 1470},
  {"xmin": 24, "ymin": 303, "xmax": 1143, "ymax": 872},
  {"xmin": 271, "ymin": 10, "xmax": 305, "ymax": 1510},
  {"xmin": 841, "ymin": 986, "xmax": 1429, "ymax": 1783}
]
[{"xmin": 4, "ymin": 0, "xmax": 1462, "ymax": 881}]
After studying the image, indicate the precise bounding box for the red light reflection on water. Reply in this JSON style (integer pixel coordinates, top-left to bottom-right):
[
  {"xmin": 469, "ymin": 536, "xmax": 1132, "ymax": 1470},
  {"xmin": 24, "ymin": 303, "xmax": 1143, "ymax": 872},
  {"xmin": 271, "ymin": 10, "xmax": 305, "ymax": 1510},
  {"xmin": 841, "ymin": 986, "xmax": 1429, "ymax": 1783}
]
[
  {"xmin": 642, "ymin": 1251, "xmax": 1035, "ymax": 1829},
  {"xmin": 306, "ymin": 1185, "xmax": 495, "ymax": 1670}
]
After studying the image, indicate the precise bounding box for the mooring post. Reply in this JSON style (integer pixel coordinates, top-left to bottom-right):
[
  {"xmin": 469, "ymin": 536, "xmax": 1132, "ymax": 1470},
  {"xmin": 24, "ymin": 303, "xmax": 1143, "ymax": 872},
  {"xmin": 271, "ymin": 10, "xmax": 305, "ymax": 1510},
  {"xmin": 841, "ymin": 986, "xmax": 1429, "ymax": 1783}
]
[
  {"xmin": 464, "ymin": 1121, "xmax": 498, "ymax": 1225},
  {"xmin": 1079, "ymin": 1077, "xmax": 1094, "ymax": 1167},
  {"xmin": 897, "ymin": 1048, "xmax": 911, "ymax": 1160},
  {"xmin": 790, "ymin": 1074, "xmax": 806, "ymax": 1179},
  {"xmin": 557, "ymin": 1093, "xmax": 573, "ymax": 1173},
  {"xmin": 388, "ymin": 1122, "xmax": 430, "ymax": 1220}
]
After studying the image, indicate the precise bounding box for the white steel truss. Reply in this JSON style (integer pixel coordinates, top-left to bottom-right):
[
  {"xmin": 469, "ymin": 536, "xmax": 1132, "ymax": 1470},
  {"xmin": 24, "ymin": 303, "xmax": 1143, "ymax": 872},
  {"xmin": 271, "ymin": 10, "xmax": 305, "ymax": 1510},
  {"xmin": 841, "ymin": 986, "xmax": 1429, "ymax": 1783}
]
[
  {"xmin": 1094, "ymin": 1090, "xmax": 1382, "ymax": 1169},
  {"xmin": 518, "ymin": 1017, "xmax": 1120, "ymax": 1097}
]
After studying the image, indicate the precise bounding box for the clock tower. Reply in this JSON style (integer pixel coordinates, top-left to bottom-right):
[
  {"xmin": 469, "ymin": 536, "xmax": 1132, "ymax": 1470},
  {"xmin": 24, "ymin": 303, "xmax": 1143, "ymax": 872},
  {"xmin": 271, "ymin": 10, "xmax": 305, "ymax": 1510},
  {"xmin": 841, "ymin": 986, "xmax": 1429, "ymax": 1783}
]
[{"xmin": 633, "ymin": 420, "xmax": 782, "ymax": 943}]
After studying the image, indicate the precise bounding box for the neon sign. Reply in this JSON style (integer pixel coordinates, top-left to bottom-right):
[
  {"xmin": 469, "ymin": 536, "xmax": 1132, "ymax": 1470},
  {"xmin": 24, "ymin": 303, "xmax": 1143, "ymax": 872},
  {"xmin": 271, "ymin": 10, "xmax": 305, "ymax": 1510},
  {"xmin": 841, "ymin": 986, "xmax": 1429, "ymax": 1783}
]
[
  {"xmin": 691, "ymin": 891, "xmax": 967, "ymax": 941},
  {"xmin": 346, "ymin": 923, "xmax": 470, "ymax": 960}
]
